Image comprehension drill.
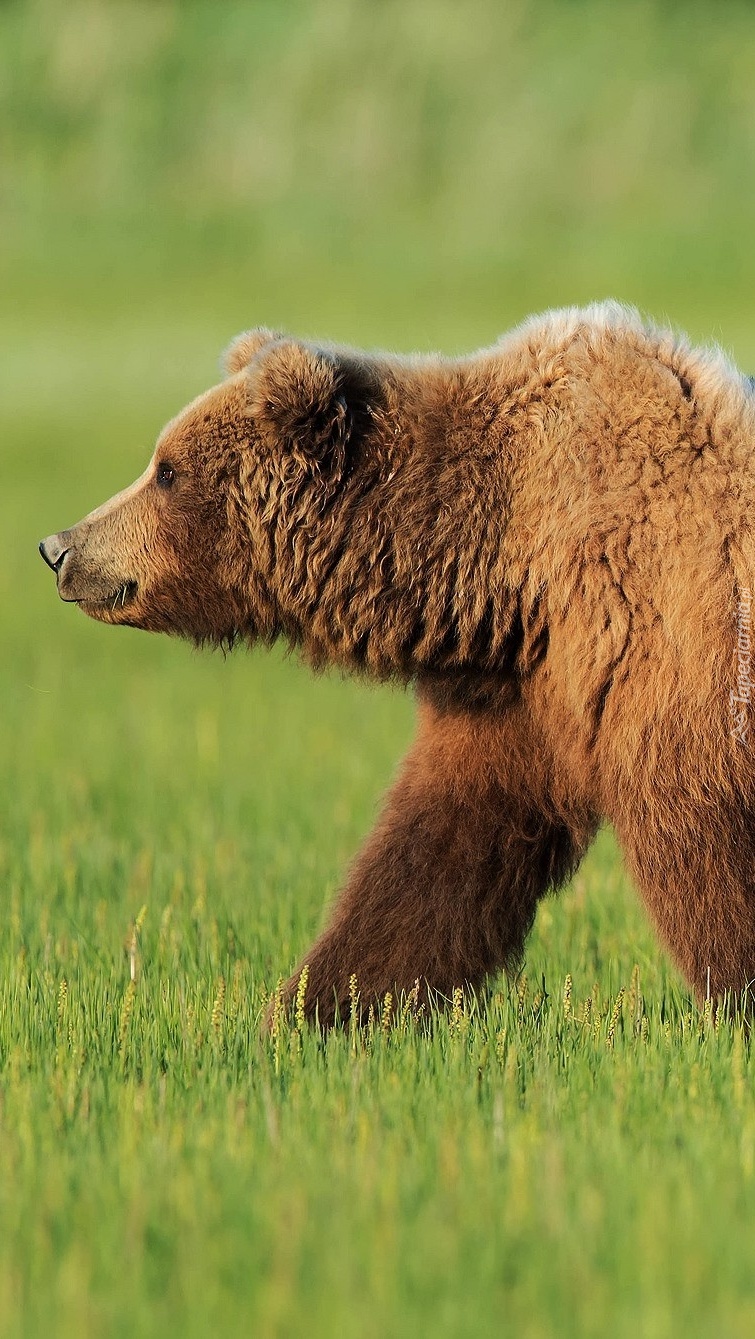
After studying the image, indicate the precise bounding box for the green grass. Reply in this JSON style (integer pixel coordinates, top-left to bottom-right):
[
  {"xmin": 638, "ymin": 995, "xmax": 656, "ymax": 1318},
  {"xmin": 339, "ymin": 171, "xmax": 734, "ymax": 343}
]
[{"xmin": 5, "ymin": 1, "xmax": 755, "ymax": 1335}]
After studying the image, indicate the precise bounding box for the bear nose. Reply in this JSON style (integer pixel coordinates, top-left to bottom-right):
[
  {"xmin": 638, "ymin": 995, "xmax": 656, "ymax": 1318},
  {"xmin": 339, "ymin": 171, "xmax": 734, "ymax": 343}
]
[{"xmin": 39, "ymin": 535, "xmax": 69, "ymax": 573}]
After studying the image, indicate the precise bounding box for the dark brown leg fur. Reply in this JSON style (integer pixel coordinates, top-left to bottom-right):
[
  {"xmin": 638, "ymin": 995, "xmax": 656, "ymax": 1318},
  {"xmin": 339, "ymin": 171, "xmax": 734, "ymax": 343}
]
[{"xmin": 279, "ymin": 701, "xmax": 596, "ymax": 1027}]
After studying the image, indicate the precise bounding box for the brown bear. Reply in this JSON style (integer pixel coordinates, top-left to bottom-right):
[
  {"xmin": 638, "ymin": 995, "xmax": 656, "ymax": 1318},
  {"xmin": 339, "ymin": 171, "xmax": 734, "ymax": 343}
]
[{"xmin": 39, "ymin": 302, "xmax": 755, "ymax": 1023}]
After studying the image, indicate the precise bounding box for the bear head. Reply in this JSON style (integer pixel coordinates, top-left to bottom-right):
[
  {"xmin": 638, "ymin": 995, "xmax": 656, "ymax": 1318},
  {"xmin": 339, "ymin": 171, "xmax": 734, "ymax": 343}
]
[{"xmin": 39, "ymin": 328, "xmax": 376, "ymax": 647}]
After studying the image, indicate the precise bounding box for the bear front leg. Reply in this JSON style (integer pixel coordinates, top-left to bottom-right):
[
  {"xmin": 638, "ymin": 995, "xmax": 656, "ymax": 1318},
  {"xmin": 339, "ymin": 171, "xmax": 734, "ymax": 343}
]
[{"xmin": 276, "ymin": 702, "xmax": 594, "ymax": 1028}]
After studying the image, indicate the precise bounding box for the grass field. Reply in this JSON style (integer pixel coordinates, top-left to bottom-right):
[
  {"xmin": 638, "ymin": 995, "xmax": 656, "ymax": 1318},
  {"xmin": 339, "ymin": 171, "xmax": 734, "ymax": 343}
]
[{"xmin": 5, "ymin": 2, "xmax": 755, "ymax": 1336}]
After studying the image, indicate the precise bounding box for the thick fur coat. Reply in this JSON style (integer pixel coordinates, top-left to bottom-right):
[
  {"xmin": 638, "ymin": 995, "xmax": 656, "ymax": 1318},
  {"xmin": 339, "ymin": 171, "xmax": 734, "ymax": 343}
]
[{"xmin": 40, "ymin": 302, "xmax": 755, "ymax": 1021}]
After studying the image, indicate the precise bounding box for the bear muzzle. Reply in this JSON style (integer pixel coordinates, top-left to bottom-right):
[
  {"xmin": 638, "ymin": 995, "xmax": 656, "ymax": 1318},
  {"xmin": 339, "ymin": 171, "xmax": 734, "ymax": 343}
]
[{"xmin": 39, "ymin": 529, "xmax": 138, "ymax": 611}]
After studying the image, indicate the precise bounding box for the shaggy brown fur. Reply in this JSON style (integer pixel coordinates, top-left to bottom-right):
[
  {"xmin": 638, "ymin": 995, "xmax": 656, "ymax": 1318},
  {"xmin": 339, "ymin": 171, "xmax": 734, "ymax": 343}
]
[{"xmin": 40, "ymin": 302, "xmax": 755, "ymax": 1022}]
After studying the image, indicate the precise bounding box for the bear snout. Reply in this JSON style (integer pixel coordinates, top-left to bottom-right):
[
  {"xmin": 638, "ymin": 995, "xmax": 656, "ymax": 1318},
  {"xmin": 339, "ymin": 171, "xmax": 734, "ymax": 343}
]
[
  {"xmin": 39, "ymin": 531, "xmax": 83, "ymax": 602},
  {"xmin": 38, "ymin": 530, "xmax": 110, "ymax": 605}
]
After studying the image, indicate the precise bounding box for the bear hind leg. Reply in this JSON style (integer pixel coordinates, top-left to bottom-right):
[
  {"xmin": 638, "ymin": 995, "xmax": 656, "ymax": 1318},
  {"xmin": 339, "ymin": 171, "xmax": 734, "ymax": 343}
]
[{"xmin": 616, "ymin": 795, "xmax": 755, "ymax": 1011}]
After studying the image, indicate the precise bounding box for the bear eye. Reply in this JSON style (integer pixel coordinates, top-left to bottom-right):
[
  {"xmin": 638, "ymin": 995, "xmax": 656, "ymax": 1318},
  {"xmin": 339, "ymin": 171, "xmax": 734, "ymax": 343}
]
[{"xmin": 157, "ymin": 462, "xmax": 175, "ymax": 489}]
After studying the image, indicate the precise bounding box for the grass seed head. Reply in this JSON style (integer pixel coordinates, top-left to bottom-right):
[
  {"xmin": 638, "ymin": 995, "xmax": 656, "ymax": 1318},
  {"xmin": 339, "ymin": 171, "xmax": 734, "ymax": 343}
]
[
  {"xmin": 348, "ymin": 972, "xmax": 359, "ymax": 1022},
  {"xmin": 211, "ymin": 976, "xmax": 226, "ymax": 1038},
  {"xmin": 56, "ymin": 979, "xmax": 68, "ymax": 1027},
  {"xmin": 628, "ymin": 964, "xmax": 640, "ymax": 1023},
  {"xmin": 449, "ymin": 986, "xmax": 465, "ymax": 1035},
  {"xmin": 606, "ymin": 989, "xmax": 625, "ymax": 1049},
  {"xmin": 118, "ymin": 979, "xmax": 137, "ymax": 1062},
  {"xmin": 399, "ymin": 978, "xmax": 421, "ymax": 1034},
  {"xmin": 270, "ymin": 978, "xmax": 285, "ymax": 1074},
  {"xmin": 295, "ymin": 965, "xmax": 309, "ymax": 1033}
]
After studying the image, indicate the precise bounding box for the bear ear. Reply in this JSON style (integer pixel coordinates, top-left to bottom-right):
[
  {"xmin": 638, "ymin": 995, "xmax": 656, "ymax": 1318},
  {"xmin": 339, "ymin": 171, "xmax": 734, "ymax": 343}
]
[
  {"xmin": 247, "ymin": 339, "xmax": 351, "ymax": 473},
  {"xmin": 223, "ymin": 327, "xmax": 282, "ymax": 376}
]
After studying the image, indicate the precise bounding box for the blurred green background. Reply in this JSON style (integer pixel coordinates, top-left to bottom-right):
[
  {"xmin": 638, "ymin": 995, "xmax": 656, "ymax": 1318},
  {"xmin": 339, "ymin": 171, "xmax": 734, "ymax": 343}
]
[{"xmin": 4, "ymin": 3, "xmax": 755, "ymax": 1337}]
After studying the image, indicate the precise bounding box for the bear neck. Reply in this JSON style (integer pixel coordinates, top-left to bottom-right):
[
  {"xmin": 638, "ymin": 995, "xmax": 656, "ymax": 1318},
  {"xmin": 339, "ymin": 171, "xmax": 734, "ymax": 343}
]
[{"xmin": 256, "ymin": 352, "xmax": 526, "ymax": 687}]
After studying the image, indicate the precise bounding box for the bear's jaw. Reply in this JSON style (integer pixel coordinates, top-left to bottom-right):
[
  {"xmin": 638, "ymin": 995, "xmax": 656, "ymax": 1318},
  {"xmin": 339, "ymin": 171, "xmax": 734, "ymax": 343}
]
[{"xmin": 77, "ymin": 580, "xmax": 139, "ymax": 623}]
